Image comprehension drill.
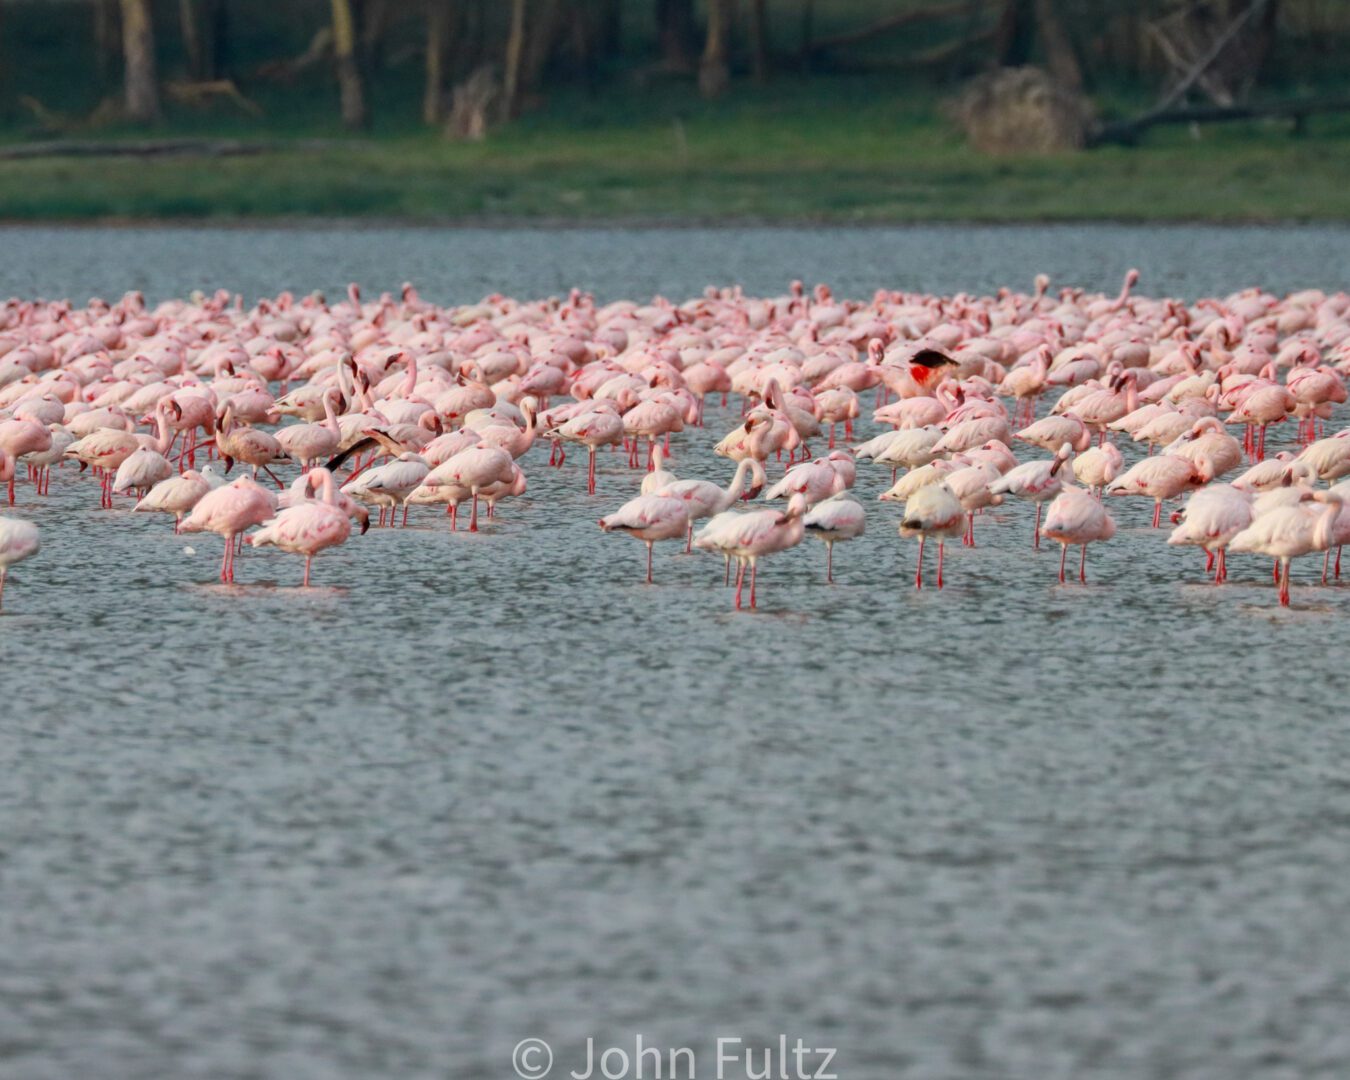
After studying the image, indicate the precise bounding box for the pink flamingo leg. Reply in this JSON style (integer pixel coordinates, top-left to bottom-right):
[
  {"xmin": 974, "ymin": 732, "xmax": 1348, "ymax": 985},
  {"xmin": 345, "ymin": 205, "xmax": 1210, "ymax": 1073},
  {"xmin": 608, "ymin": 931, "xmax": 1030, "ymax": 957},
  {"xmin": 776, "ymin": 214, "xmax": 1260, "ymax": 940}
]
[
  {"xmin": 936, "ymin": 541, "xmax": 945, "ymax": 588},
  {"xmin": 1034, "ymin": 502, "xmax": 1042, "ymax": 549},
  {"xmin": 915, "ymin": 535, "xmax": 925, "ymax": 589},
  {"xmin": 469, "ymin": 494, "xmax": 479, "ymax": 532},
  {"xmin": 749, "ymin": 561, "xmax": 757, "ymax": 608},
  {"xmin": 1151, "ymin": 500, "xmax": 1162, "ymax": 529},
  {"xmin": 734, "ymin": 561, "xmax": 745, "ymax": 609},
  {"xmin": 645, "ymin": 541, "xmax": 654, "ymax": 585},
  {"xmin": 303, "ymin": 555, "xmax": 313, "ymax": 587},
  {"xmin": 1058, "ymin": 543, "xmax": 1067, "ymax": 583},
  {"xmin": 1079, "ymin": 544, "xmax": 1088, "ymax": 583},
  {"xmin": 826, "ymin": 541, "xmax": 834, "ymax": 584},
  {"xmin": 588, "ymin": 447, "xmax": 597, "ymax": 495}
]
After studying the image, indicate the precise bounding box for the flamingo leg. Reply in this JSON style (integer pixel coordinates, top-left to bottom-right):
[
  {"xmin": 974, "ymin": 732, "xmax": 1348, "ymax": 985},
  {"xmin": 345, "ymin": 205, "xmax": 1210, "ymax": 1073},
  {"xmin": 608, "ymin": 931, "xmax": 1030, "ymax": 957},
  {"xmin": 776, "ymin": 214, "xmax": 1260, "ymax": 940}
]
[
  {"xmin": 1280, "ymin": 558, "xmax": 1291, "ymax": 606},
  {"xmin": 1324, "ymin": 548, "xmax": 1331, "ymax": 586},
  {"xmin": 645, "ymin": 541, "xmax": 654, "ymax": 584},
  {"xmin": 936, "ymin": 541, "xmax": 945, "ymax": 588},
  {"xmin": 588, "ymin": 447, "xmax": 596, "ymax": 495},
  {"xmin": 724, "ymin": 553, "xmax": 731, "ymax": 586},
  {"xmin": 1152, "ymin": 499, "xmax": 1162, "ymax": 529},
  {"xmin": 402, "ymin": 504, "xmax": 410, "ymax": 527},
  {"xmin": 1034, "ymin": 502, "xmax": 1042, "ymax": 549},
  {"xmin": 826, "ymin": 540, "xmax": 834, "ymax": 583},
  {"xmin": 915, "ymin": 535, "xmax": 925, "ymax": 589},
  {"xmin": 1337, "ymin": 545, "xmax": 1342, "ymax": 580},
  {"xmin": 749, "ymin": 561, "xmax": 757, "ymax": 608},
  {"xmin": 685, "ymin": 522, "xmax": 693, "ymax": 554},
  {"xmin": 0, "ymin": 567, "xmax": 6, "ymax": 610},
  {"xmin": 1079, "ymin": 544, "xmax": 1088, "ymax": 583},
  {"xmin": 734, "ymin": 560, "xmax": 745, "ymax": 608},
  {"xmin": 1058, "ymin": 543, "xmax": 1067, "ymax": 583},
  {"xmin": 469, "ymin": 494, "xmax": 479, "ymax": 532},
  {"xmin": 304, "ymin": 555, "xmax": 312, "ymax": 587}
]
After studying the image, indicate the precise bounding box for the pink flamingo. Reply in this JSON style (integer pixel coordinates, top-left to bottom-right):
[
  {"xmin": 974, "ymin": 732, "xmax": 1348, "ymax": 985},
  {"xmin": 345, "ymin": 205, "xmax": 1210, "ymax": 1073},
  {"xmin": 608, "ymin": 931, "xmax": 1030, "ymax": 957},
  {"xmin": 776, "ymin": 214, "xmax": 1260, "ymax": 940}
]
[
  {"xmin": 276, "ymin": 387, "xmax": 343, "ymax": 468},
  {"xmin": 1167, "ymin": 484, "xmax": 1253, "ymax": 583},
  {"xmin": 693, "ymin": 492, "xmax": 807, "ymax": 609},
  {"xmin": 1228, "ymin": 490, "xmax": 1343, "ymax": 606},
  {"xmin": 988, "ymin": 443, "xmax": 1074, "ymax": 548},
  {"xmin": 180, "ymin": 476, "xmax": 277, "ymax": 583},
  {"xmin": 1042, "ymin": 486, "xmax": 1117, "ymax": 583},
  {"xmin": 1106, "ymin": 453, "xmax": 1210, "ymax": 528},
  {"xmin": 134, "ymin": 469, "xmax": 213, "ymax": 533},
  {"xmin": 803, "ymin": 493, "xmax": 866, "ymax": 582},
  {"xmin": 900, "ymin": 481, "xmax": 963, "ymax": 588},
  {"xmin": 598, "ymin": 492, "xmax": 689, "ymax": 583},
  {"xmin": 250, "ymin": 467, "xmax": 353, "ymax": 587},
  {"xmin": 0, "ymin": 514, "xmax": 40, "ymax": 611}
]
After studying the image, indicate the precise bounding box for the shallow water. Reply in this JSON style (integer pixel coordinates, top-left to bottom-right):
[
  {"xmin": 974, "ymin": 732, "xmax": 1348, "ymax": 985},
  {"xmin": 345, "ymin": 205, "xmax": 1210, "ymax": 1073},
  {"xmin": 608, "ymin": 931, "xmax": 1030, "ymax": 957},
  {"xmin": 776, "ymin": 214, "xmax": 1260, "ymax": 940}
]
[{"xmin": 3, "ymin": 225, "xmax": 1350, "ymax": 1080}]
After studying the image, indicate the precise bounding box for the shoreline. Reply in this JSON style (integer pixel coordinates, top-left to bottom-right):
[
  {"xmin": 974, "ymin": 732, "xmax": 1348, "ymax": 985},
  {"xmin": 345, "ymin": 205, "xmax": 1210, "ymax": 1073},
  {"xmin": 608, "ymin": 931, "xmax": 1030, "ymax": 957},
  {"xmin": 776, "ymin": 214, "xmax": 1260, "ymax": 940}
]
[{"xmin": 1, "ymin": 215, "xmax": 1347, "ymax": 229}]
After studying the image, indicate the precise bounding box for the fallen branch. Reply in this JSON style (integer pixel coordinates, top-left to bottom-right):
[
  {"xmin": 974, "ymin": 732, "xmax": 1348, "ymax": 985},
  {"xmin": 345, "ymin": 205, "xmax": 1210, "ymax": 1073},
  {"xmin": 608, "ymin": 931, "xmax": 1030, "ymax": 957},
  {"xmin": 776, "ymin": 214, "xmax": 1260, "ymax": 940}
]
[{"xmin": 1090, "ymin": 97, "xmax": 1350, "ymax": 147}]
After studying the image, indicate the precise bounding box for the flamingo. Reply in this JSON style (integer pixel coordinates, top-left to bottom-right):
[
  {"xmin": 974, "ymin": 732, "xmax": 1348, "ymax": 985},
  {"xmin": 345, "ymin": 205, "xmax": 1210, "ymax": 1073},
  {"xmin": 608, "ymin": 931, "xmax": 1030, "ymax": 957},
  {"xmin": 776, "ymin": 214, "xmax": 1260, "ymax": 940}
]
[
  {"xmin": 899, "ymin": 481, "xmax": 963, "ymax": 588},
  {"xmin": 180, "ymin": 476, "xmax": 277, "ymax": 584},
  {"xmin": 803, "ymin": 493, "xmax": 866, "ymax": 582},
  {"xmin": 988, "ymin": 443, "xmax": 1074, "ymax": 548},
  {"xmin": 1228, "ymin": 490, "xmax": 1343, "ymax": 606},
  {"xmin": 598, "ymin": 492, "xmax": 689, "ymax": 583},
  {"xmin": 134, "ymin": 469, "xmax": 213, "ymax": 532},
  {"xmin": 1106, "ymin": 453, "xmax": 1210, "ymax": 528},
  {"xmin": 1167, "ymin": 484, "xmax": 1253, "ymax": 583},
  {"xmin": 656, "ymin": 458, "xmax": 765, "ymax": 552},
  {"xmin": 250, "ymin": 467, "xmax": 353, "ymax": 586},
  {"xmin": 693, "ymin": 492, "xmax": 807, "ymax": 609},
  {"xmin": 1042, "ymin": 486, "xmax": 1117, "ymax": 583},
  {"xmin": 0, "ymin": 515, "xmax": 39, "ymax": 610}
]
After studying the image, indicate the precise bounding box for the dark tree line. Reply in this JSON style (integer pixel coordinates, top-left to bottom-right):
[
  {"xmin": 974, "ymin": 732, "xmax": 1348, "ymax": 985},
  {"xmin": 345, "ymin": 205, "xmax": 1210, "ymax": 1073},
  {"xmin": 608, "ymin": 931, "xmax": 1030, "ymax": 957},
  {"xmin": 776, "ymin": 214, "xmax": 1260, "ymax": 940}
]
[{"xmin": 7, "ymin": 1, "xmax": 1316, "ymax": 134}]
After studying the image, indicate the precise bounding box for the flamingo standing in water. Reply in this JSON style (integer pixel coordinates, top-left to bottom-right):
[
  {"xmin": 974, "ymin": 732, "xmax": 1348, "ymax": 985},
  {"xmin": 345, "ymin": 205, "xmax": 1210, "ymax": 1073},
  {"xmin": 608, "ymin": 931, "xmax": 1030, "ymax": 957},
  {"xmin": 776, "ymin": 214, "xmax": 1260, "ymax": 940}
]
[
  {"xmin": 251, "ymin": 467, "xmax": 353, "ymax": 586},
  {"xmin": 598, "ymin": 492, "xmax": 689, "ymax": 583},
  {"xmin": 656, "ymin": 457, "xmax": 765, "ymax": 552},
  {"xmin": 988, "ymin": 443, "xmax": 1074, "ymax": 548},
  {"xmin": 1042, "ymin": 486, "xmax": 1117, "ymax": 583},
  {"xmin": 1228, "ymin": 490, "xmax": 1343, "ymax": 606},
  {"xmin": 900, "ymin": 481, "xmax": 963, "ymax": 588},
  {"xmin": 0, "ymin": 514, "xmax": 39, "ymax": 610},
  {"xmin": 1166, "ymin": 484, "xmax": 1253, "ymax": 584},
  {"xmin": 803, "ymin": 492, "xmax": 866, "ymax": 582},
  {"xmin": 1106, "ymin": 453, "xmax": 1209, "ymax": 528},
  {"xmin": 134, "ymin": 469, "xmax": 213, "ymax": 532},
  {"xmin": 180, "ymin": 476, "xmax": 276, "ymax": 583},
  {"xmin": 693, "ymin": 492, "xmax": 807, "ymax": 609}
]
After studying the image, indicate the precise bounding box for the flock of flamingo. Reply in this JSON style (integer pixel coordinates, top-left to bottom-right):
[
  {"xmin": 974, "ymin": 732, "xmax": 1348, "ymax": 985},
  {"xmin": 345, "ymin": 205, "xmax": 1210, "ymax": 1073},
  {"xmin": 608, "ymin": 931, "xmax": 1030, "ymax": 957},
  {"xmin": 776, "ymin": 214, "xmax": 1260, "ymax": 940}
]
[{"xmin": 1, "ymin": 271, "xmax": 1350, "ymax": 612}]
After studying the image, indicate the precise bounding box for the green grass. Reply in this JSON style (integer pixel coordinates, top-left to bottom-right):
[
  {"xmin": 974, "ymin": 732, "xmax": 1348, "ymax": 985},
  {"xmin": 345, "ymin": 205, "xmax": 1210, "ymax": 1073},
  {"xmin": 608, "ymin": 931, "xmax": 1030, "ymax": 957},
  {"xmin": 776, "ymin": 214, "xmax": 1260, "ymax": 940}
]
[{"xmin": 0, "ymin": 68, "xmax": 1348, "ymax": 223}]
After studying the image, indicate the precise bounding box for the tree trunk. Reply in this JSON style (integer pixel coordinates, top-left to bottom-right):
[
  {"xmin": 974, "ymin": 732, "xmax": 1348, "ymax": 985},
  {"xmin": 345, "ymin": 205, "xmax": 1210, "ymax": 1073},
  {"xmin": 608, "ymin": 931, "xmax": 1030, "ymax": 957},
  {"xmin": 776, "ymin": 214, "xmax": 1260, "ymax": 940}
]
[
  {"xmin": 749, "ymin": 0, "xmax": 769, "ymax": 83},
  {"xmin": 362, "ymin": 0, "xmax": 392, "ymax": 71},
  {"xmin": 331, "ymin": 0, "xmax": 368, "ymax": 129},
  {"xmin": 994, "ymin": 0, "xmax": 1033, "ymax": 67},
  {"xmin": 424, "ymin": 0, "xmax": 450, "ymax": 125},
  {"xmin": 502, "ymin": 0, "xmax": 527, "ymax": 120},
  {"xmin": 120, "ymin": 0, "xmax": 161, "ymax": 124},
  {"xmin": 1033, "ymin": 0, "xmax": 1083, "ymax": 90},
  {"xmin": 180, "ymin": 0, "xmax": 206, "ymax": 80},
  {"xmin": 699, "ymin": 0, "xmax": 732, "ymax": 98},
  {"xmin": 656, "ymin": 0, "xmax": 696, "ymax": 72}
]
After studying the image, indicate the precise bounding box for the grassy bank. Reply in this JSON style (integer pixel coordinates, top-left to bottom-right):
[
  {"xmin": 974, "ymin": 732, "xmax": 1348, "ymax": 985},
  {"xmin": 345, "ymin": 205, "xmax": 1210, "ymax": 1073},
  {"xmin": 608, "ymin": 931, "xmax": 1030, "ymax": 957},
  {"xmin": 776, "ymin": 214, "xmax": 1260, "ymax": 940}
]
[{"xmin": 1, "ymin": 77, "xmax": 1348, "ymax": 223}]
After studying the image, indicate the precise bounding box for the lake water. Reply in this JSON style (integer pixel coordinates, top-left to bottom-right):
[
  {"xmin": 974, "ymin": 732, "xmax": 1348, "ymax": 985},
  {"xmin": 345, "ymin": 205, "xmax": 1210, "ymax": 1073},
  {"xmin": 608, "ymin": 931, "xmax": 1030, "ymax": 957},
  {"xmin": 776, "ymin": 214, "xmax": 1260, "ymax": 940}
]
[{"xmin": 3, "ymin": 225, "xmax": 1350, "ymax": 1080}]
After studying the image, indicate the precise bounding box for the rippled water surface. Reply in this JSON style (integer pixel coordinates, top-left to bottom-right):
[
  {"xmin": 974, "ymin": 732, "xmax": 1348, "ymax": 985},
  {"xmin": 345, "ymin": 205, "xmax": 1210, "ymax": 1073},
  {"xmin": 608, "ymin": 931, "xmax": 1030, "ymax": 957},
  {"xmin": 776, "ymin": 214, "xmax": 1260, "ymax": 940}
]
[{"xmin": 4, "ymin": 225, "xmax": 1350, "ymax": 1080}]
